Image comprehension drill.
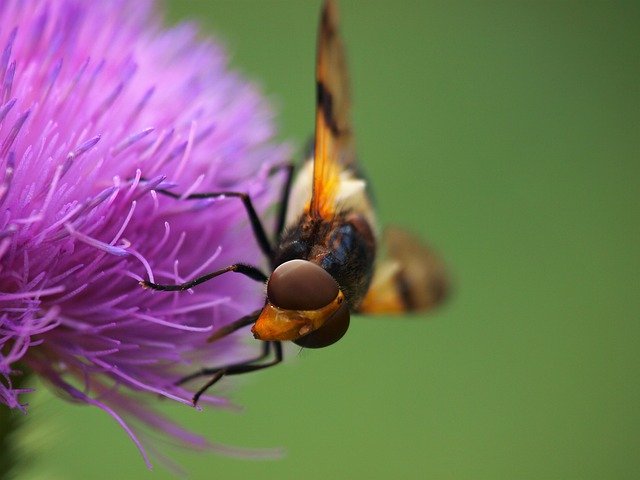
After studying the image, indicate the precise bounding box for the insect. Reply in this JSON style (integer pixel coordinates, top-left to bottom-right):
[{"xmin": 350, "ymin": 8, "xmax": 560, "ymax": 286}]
[{"xmin": 142, "ymin": 0, "xmax": 447, "ymax": 405}]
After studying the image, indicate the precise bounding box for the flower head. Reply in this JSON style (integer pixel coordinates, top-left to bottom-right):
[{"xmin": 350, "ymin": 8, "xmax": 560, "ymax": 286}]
[{"xmin": 0, "ymin": 0, "xmax": 289, "ymax": 467}]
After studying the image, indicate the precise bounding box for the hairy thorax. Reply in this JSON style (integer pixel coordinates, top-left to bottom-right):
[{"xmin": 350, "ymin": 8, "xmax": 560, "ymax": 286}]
[{"xmin": 273, "ymin": 213, "xmax": 376, "ymax": 310}]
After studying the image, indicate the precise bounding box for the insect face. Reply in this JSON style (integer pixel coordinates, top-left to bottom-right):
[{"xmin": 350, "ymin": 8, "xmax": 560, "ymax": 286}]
[{"xmin": 251, "ymin": 259, "xmax": 350, "ymax": 348}]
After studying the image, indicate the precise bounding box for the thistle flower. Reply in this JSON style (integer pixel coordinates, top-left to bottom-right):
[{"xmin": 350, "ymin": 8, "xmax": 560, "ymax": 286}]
[{"xmin": 0, "ymin": 0, "xmax": 289, "ymax": 468}]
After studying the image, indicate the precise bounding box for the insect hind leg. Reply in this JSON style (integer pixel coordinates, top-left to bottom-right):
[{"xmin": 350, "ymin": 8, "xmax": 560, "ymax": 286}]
[
  {"xmin": 271, "ymin": 163, "xmax": 295, "ymax": 240},
  {"xmin": 180, "ymin": 341, "xmax": 283, "ymax": 406}
]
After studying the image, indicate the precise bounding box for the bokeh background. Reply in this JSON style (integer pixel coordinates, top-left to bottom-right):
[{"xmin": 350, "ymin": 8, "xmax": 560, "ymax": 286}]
[{"xmin": 19, "ymin": 1, "xmax": 638, "ymax": 478}]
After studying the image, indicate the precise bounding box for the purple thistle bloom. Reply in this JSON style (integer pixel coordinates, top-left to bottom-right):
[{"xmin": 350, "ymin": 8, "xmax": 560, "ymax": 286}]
[{"xmin": 0, "ymin": 0, "xmax": 289, "ymax": 467}]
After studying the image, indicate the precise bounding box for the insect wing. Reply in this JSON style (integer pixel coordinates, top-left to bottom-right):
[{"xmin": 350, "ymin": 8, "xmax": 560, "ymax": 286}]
[
  {"xmin": 310, "ymin": 0, "xmax": 357, "ymax": 219},
  {"xmin": 358, "ymin": 227, "xmax": 449, "ymax": 314}
]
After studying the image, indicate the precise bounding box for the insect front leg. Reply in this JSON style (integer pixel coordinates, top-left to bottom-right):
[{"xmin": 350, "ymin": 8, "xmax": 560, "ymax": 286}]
[{"xmin": 141, "ymin": 263, "xmax": 267, "ymax": 291}]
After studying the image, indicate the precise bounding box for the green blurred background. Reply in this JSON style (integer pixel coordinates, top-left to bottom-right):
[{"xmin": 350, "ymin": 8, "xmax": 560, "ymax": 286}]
[{"xmin": 20, "ymin": 1, "xmax": 639, "ymax": 478}]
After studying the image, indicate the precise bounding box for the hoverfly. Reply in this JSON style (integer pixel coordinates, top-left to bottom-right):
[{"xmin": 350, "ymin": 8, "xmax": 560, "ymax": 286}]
[{"xmin": 142, "ymin": 0, "xmax": 447, "ymax": 405}]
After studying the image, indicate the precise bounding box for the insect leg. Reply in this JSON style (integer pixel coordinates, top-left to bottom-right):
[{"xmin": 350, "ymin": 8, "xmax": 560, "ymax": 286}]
[
  {"xmin": 272, "ymin": 163, "xmax": 295, "ymax": 239},
  {"xmin": 186, "ymin": 341, "xmax": 283, "ymax": 406},
  {"xmin": 143, "ymin": 163, "xmax": 294, "ymax": 259},
  {"xmin": 206, "ymin": 309, "xmax": 262, "ymax": 343},
  {"xmin": 222, "ymin": 340, "xmax": 283, "ymax": 377},
  {"xmin": 157, "ymin": 188, "xmax": 273, "ymax": 258},
  {"xmin": 175, "ymin": 338, "xmax": 270, "ymax": 388},
  {"xmin": 141, "ymin": 263, "xmax": 267, "ymax": 291}
]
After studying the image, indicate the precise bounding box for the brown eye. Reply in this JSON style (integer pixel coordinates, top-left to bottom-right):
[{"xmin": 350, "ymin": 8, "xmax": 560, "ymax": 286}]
[
  {"xmin": 293, "ymin": 301, "xmax": 350, "ymax": 349},
  {"xmin": 267, "ymin": 260, "xmax": 338, "ymax": 310}
]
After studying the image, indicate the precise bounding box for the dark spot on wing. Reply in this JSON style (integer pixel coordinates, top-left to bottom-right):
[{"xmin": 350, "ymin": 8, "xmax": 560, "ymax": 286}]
[
  {"xmin": 316, "ymin": 80, "xmax": 341, "ymax": 136},
  {"xmin": 395, "ymin": 270, "xmax": 415, "ymax": 311},
  {"xmin": 320, "ymin": 3, "xmax": 337, "ymax": 39}
]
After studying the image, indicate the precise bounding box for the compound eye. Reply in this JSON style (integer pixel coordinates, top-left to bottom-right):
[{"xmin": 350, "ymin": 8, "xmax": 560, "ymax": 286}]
[
  {"xmin": 293, "ymin": 301, "xmax": 350, "ymax": 349},
  {"xmin": 267, "ymin": 260, "xmax": 339, "ymax": 310}
]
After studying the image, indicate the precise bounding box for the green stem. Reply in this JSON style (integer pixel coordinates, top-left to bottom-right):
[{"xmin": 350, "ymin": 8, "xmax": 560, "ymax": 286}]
[{"xmin": 0, "ymin": 369, "xmax": 31, "ymax": 480}]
